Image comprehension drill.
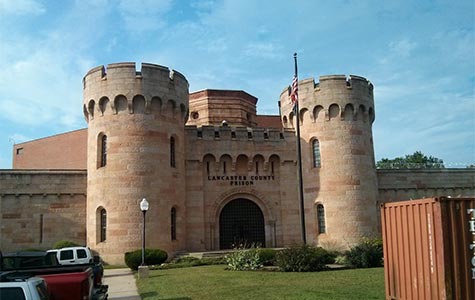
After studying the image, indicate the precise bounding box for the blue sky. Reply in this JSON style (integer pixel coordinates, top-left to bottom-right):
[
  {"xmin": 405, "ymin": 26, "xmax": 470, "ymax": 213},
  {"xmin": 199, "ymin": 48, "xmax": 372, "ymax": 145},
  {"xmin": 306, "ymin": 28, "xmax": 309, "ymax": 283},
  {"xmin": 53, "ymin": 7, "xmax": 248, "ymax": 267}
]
[{"xmin": 0, "ymin": 0, "xmax": 474, "ymax": 168}]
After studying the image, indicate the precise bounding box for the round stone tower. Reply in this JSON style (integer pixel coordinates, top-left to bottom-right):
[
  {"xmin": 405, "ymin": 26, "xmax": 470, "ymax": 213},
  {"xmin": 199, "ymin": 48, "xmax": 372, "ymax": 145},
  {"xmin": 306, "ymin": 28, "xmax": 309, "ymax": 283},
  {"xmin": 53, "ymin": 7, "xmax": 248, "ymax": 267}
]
[
  {"xmin": 82, "ymin": 62, "xmax": 189, "ymax": 264},
  {"xmin": 280, "ymin": 75, "xmax": 378, "ymax": 248}
]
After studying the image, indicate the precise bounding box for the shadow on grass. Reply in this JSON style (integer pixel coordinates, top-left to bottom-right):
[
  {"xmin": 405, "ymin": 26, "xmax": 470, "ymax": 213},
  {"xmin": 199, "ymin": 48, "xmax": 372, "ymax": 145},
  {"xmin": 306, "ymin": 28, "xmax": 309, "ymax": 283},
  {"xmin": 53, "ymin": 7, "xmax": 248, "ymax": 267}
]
[{"xmin": 141, "ymin": 292, "xmax": 192, "ymax": 300}]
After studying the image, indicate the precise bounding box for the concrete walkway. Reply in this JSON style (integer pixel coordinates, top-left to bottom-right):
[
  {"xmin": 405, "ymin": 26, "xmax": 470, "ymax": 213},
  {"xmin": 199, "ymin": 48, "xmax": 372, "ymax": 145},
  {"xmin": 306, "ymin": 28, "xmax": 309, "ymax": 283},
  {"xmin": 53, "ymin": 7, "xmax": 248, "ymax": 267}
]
[{"xmin": 104, "ymin": 268, "xmax": 141, "ymax": 300}]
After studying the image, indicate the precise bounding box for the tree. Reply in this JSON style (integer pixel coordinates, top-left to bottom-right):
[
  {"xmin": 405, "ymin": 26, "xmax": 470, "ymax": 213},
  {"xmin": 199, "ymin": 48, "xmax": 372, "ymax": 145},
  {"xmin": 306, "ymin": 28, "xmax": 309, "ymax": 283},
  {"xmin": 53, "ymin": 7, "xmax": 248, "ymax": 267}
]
[{"xmin": 376, "ymin": 151, "xmax": 444, "ymax": 169}]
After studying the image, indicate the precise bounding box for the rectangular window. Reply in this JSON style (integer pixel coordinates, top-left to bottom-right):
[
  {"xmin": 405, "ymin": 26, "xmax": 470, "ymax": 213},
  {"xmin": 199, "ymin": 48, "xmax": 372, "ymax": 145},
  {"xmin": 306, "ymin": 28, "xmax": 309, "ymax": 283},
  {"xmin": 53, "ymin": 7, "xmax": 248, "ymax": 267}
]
[
  {"xmin": 16, "ymin": 147, "xmax": 24, "ymax": 155},
  {"xmin": 0, "ymin": 287, "xmax": 26, "ymax": 300},
  {"xmin": 60, "ymin": 250, "xmax": 74, "ymax": 260},
  {"xmin": 77, "ymin": 249, "xmax": 87, "ymax": 259}
]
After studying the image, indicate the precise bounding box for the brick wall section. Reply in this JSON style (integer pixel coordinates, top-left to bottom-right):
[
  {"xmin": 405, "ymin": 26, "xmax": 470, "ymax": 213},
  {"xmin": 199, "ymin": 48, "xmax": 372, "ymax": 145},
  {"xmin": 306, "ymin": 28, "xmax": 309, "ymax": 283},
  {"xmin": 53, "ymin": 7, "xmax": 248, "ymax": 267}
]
[
  {"xmin": 0, "ymin": 170, "xmax": 87, "ymax": 252},
  {"xmin": 188, "ymin": 89, "xmax": 258, "ymax": 127},
  {"xmin": 12, "ymin": 129, "xmax": 87, "ymax": 169}
]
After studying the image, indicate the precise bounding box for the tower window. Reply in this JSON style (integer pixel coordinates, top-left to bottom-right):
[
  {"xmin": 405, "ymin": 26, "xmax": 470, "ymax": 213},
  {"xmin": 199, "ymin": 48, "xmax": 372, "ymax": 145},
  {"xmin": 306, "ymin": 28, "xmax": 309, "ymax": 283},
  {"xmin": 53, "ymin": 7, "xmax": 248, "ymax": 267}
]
[
  {"xmin": 100, "ymin": 135, "xmax": 107, "ymax": 167},
  {"xmin": 317, "ymin": 204, "xmax": 326, "ymax": 234},
  {"xmin": 171, "ymin": 207, "xmax": 177, "ymax": 241},
  {"xmin": 312, "ymin": 139, "xmax": 321, "ymax": 168},
  {"xmin": 100, "ymin": 208, "xmax": 107, "ymax": 242},
  {"xmin": 170, "ymin": 137, "xmax": 176, "ymax": 168}
]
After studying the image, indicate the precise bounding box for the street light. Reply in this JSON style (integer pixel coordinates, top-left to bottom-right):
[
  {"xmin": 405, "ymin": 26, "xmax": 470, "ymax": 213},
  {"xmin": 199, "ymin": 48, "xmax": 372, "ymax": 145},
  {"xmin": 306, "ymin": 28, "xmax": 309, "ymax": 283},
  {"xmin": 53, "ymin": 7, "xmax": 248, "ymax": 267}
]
[{"xmin": 140, "ymin": 198, "xmax": 149, "ymax": 266}]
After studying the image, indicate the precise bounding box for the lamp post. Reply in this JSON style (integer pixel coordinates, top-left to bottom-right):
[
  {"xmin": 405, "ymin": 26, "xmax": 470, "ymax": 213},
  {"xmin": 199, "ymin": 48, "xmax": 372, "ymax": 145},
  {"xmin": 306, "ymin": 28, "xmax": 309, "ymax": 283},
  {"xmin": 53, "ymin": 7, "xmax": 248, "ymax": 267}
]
[{"xmin": 139, "ymin": 198, "xmax": 149, "ymax": 278}]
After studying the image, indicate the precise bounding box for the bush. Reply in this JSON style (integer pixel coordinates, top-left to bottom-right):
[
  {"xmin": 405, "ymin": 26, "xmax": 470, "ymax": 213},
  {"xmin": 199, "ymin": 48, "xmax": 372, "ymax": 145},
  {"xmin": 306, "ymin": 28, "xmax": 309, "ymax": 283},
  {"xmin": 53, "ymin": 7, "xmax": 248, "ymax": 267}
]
[
  {"xmin": 225, "ymin": 248, "xmax": 262, "ymax": 271},
  {"xmin": 257, "ymin": 248, "xmax": 278, "ymax": 266},
  {"xmin": 124, "ymin": 249, "xmax": 168, "ymax": 270},
  {"xmin": 52, "ymin": 240, "xmax": 80, "ymax": 249},
  {"xmin": 158, "ymin": 256, "xmax": 226, "ymax": 270},
  {"xmin": 346, "ymin": 238, "xmax": 383, "ymax": 268},
  {"xmin": 334, "ymin": 255, "xmax": 348, "ymax": 265},
  {"xmin": 275, "ymin": 245, "xmax": 333, "ymax": 272}
]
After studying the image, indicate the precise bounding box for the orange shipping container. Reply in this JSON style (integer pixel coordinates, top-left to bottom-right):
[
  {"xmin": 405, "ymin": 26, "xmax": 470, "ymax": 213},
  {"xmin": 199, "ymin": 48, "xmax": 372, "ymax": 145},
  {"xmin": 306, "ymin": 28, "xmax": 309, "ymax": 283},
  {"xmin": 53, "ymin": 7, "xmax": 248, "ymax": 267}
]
[{"xmin": 381, "ymin": 197, "xmax": 475, "ymax": 300}]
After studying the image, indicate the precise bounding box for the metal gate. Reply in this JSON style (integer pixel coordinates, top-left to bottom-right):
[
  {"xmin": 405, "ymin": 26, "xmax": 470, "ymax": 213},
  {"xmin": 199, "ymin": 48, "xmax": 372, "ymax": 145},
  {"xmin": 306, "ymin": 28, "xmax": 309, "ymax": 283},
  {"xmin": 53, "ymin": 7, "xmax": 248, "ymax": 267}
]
[{"xmin": 219, "ymin": 198, "xmax": 265, "ymax": 249}]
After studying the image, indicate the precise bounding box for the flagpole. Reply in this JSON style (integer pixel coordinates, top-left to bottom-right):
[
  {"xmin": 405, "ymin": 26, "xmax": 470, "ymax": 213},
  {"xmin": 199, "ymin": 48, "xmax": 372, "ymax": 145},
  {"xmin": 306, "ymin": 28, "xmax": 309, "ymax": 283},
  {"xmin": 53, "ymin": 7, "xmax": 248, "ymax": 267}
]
[{"xmin": 293, "ymin": 53, "xmax": 307, "ymax": 245}]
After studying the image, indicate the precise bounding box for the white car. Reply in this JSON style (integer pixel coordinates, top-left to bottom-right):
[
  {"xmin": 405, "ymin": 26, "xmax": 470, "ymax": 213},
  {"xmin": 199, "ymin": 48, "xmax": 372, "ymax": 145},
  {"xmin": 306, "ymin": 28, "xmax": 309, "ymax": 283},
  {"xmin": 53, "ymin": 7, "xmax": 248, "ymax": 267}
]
[
  {"xmin": 47, "ymin": 247, "xmax": 93, "ymax": 265},
  {"xmin": 0, "ymin": 275, "xmax": 49, "ymax": 300}
]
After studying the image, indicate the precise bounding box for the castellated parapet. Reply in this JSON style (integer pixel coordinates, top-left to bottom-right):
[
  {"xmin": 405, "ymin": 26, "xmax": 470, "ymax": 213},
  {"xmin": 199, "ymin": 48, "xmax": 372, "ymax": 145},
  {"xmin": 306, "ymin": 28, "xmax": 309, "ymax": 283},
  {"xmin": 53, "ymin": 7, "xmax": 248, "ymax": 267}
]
[
  {"xmin": 83, "ymin": 62, "xmax": 189, "ymax": 123},
  {"xmin": 83, "ymin": 62, "xmax": 189, "ymax": 264},
  {"xmin": 280, "ymin": 75, "xmax": 374, "ymax": 127},
  {"xmin": 279, "ymin": 75, "xmax": 379, "ymax": 248}
]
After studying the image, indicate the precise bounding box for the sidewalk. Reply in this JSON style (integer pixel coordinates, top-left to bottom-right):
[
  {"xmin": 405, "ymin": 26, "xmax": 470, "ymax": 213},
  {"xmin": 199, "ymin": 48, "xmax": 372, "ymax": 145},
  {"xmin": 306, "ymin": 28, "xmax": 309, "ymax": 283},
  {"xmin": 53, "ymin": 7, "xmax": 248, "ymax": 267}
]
[{"xmin": 104, "ymin": 268, "xmax": 141, "ymax": 300}]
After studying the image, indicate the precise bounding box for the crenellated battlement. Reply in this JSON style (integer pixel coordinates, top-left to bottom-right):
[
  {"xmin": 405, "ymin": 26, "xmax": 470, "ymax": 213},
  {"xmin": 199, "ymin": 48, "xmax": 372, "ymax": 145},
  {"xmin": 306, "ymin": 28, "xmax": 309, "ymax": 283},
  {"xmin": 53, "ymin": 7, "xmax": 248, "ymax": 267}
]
[
  {"xmin": 185, "ymin": 125, "xmax": 293, "ymax": 142},
  {"xmin": 82, "ymin": 62, "xmax": 189, "ymax": 123},
  {"xmin": 83, "ymin": 62, "xmax": 187, "ymax": 89},
  {"xmin": 279, "ymin": 75, "xmax": 375, "ymax": 128}
]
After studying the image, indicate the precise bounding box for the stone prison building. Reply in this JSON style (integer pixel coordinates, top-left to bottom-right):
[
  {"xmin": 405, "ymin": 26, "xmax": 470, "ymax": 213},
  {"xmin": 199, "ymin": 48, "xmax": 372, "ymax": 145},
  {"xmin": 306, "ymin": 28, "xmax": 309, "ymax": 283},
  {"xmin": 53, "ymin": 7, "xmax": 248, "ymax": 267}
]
[{"xmin": 1, "ymin": 62, "xmax": 474, "ymax": 264}]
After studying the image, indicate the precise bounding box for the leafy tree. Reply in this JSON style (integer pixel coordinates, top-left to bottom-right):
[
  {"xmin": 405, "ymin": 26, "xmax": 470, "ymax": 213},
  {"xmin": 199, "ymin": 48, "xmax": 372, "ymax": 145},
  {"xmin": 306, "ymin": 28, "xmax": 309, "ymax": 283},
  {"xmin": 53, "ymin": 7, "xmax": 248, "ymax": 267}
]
[{"xmin": 376, "ymin": 151, "xmax": 444, "ymax": 169}]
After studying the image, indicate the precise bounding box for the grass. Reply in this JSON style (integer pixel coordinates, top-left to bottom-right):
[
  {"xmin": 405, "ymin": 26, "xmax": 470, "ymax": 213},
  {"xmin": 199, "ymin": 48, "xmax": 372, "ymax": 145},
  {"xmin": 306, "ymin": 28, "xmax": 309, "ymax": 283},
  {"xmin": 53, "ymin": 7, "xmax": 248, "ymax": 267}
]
[{"xmin": 136, "ymin": 265, "xmax": 385, "ymax": 300}]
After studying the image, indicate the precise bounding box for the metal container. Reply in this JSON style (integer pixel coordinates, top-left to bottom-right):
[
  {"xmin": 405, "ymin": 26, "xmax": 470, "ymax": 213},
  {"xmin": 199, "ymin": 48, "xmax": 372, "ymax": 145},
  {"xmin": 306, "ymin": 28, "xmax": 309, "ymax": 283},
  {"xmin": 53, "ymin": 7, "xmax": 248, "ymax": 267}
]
[{"xmin": 381, "ymin": 197, "xmax": 475, "ymax": 300}]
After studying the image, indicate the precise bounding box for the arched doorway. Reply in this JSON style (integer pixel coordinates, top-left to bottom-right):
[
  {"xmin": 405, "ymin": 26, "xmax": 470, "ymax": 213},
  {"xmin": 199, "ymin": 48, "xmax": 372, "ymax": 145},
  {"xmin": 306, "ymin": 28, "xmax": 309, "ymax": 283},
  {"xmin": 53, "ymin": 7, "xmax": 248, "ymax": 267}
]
[{"xmin": 219, "ymin": 198, "xmax": 265, "ymax": 249}]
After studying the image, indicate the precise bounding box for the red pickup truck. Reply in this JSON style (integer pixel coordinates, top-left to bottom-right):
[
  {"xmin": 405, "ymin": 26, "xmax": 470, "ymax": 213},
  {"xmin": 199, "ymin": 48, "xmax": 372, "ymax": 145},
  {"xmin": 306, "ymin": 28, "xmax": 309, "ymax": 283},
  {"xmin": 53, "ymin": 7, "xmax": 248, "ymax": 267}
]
[{"xmin": 0, "ymin": 251, "xmax": 107, "ymax": 300}]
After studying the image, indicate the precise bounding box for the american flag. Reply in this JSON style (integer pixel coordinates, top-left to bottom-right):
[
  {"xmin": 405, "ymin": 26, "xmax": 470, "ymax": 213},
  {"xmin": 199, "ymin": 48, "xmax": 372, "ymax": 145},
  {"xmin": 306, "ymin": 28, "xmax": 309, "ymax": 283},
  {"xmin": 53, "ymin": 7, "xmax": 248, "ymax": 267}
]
[{"xmin": 290, "ymin": 75, "xmax": 298, "ymax": 105}]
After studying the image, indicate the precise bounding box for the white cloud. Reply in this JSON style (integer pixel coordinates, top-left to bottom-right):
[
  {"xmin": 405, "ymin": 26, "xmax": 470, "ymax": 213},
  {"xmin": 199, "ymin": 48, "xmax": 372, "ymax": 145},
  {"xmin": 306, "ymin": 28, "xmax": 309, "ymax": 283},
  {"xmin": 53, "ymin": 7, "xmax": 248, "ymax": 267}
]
[
  {"xmin": 0, "ymin": 0, "xmax": 45, "ymax": 15},
  {"xmin": 244, "ymin": 42, "xmax": 283, "ymax": 60},
  {"xmin": 118, "ymin": 0, "xmax": 173, "ymax": 32},
  {"xmin": 388, "ymin": 38, "xmax": 417, "ymax": 58},
  {"xmin": 8, "ymin": 133, "xmax": 32, "ymax": 144}
]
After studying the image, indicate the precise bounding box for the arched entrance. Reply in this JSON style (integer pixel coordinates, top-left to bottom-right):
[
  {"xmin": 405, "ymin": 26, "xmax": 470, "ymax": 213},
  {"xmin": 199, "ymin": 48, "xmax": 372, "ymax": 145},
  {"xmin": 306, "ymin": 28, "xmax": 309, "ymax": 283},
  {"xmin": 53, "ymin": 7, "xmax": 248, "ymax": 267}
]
[{"xmin": 219, "ymin": 198, "xmax": 265, "ymax": 249}]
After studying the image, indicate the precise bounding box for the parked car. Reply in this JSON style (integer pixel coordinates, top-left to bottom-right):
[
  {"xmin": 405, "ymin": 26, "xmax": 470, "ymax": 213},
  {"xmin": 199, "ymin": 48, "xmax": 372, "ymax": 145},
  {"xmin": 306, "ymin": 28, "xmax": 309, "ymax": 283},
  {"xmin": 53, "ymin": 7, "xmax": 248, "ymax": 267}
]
[
  {"xmin": 46, "ymin": 247, "xmax": 104, "ymax": 288},
  {"xmin": 0, "ymin": 274, "xmax": 49, "ymax": 300},
  {"xmin": 0, "ymin": 251, "xmax": 107, "ymax": 300},
  {"xmin": 47, "ymin": 247, "xmax": 94, "ymax": 265}
]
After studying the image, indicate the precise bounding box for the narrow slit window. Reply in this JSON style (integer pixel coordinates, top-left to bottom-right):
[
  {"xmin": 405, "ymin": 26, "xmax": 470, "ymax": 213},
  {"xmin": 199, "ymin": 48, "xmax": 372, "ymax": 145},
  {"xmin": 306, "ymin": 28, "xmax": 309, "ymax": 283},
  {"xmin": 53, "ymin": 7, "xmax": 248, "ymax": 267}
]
[
  {"xmin": 100, "ymin": 209, "xmax": 107, "ymax": 242},
  {"xmin": 312, "ymin": 139, "xmax": 321, "ymax": 168},
  {"xmin": 100, "ymin": 135, "xmax": 107, "ymax": 167},
  {"xmin": 317, "ymin": 204, "xmax": 326, "ymax": 234},
  {"xmin": 170, "ymin": 137, "xmax": 176, "ymax": 168},
  {"xmin": 171, "ymin": 207, "xmax": 177, "ymax": 241}
]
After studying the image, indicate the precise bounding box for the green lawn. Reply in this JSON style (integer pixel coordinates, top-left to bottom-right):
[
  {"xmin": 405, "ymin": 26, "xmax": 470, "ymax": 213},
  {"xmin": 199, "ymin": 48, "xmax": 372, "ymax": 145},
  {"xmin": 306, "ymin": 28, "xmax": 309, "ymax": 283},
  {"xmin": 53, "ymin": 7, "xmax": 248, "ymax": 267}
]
[{"xmin": 136, "ymin": 265, "xmax": 385, "ymax": 300}]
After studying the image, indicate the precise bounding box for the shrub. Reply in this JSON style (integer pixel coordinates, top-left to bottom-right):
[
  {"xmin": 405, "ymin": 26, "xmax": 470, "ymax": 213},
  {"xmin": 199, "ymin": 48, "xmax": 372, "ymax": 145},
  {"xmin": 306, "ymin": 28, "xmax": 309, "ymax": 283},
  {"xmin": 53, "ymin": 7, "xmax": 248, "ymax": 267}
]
[
  {"xmin": 346, "ymin": 238, "xmax": 383, "ymax": 268},
  {"xmin": 275, "ymin": 245, "xmax": 332, "ymax": 272},
  {"xmin": 225, "ymin": 248, "xmax": 262, "ymax": 271},
  {"xmin": 257, "ymin": 248, "xmax": 278, "ymax": 266},
  {"xmin": 158, "ymin": 256, "xmax": 226, "ymax": 270},
  {"xmin": 52, "ymin": 240, "xmax": 80, "ymax": 249},
  {"xmin": 334, "ymin": 255, "xmax": 348, "ymax": 265},
  {"xmin": 124, "ymin": 249, "xmax": 168, "ymax": 271}
]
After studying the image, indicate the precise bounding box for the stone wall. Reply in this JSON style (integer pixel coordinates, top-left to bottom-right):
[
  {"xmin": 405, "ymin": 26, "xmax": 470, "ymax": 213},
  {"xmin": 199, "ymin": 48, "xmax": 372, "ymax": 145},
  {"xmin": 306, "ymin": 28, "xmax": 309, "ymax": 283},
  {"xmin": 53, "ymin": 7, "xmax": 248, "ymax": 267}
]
[
  {"xmin": 0, "ymin": 170, "xmax": 87, "ymax": 252},
  {"xmin": 377, "ymin": 169, "xmax": 475, "ymax": 202}
]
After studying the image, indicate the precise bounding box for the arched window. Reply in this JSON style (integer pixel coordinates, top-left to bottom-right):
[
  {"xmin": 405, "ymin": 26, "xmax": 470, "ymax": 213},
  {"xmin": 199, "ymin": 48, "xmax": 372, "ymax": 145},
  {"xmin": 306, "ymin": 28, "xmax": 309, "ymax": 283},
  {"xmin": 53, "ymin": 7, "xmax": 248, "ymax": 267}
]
[
  {"xmin": 100, "ymin": 208, "xmax": 107, "ymax": 242},
  {"xmin": 100, "ymin": 135, "xmax": 107, "ymax": 167},
  {"xmin": 171, "ymin": 207, "xmax": 177, "ymax": 241},
  {"xmin": 312, "ymin": 139, "xmax": 321, "ymax": 168},
  {"xmin": 316, "ymin": 204, "xmax": 326, "ymax": 234},
  {"xmin": 170, "ymin": 137, "xmax": 176, "ymax": 168}
]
